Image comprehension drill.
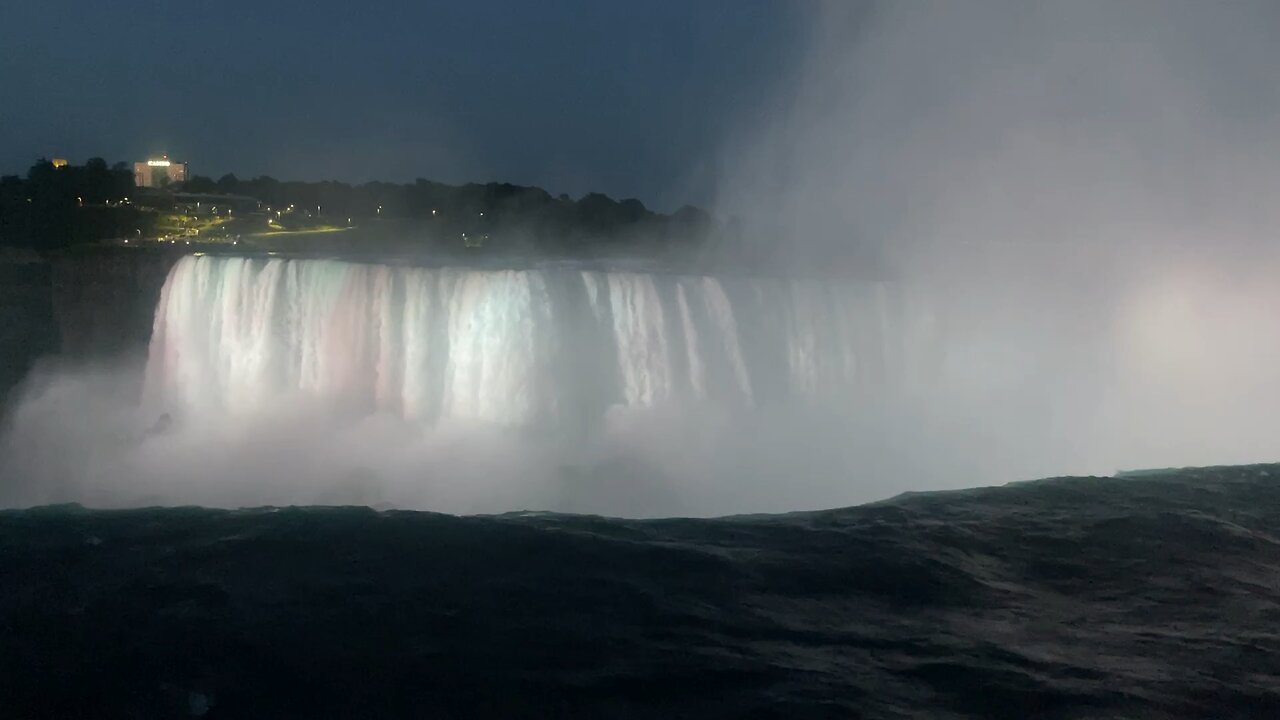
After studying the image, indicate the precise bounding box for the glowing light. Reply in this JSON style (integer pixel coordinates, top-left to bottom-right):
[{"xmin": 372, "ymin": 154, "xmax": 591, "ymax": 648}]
[{"xmin": 147, "ymin": 160, "xmax": 171, "ymax": 167}]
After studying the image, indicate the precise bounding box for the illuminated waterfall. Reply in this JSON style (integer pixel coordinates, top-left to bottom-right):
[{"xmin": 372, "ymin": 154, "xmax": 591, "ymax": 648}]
[{"xmin": 146, "ymin": 255, "xmax": 936, "ymax": 425}]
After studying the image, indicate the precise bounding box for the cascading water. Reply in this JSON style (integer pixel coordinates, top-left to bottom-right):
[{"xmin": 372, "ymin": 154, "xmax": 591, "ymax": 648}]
[
  {"xmin": 145, "ymin": 255, "xmax": 939, "ymax": 430},
  {"xmin": 9, "ymin": 251, "xmax": 1274, "ymax": 514}
]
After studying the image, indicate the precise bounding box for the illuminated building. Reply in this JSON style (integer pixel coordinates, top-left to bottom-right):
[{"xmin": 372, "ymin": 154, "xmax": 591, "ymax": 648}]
[{"xmin": 134, "ymin": 155, "xmax": 188, "ymax": 188}]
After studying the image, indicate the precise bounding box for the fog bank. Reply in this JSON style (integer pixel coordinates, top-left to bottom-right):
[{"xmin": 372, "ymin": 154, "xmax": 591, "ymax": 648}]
[{"xmin": 712, "ymin": 0, "xmax": 1280, "ymax": 480}]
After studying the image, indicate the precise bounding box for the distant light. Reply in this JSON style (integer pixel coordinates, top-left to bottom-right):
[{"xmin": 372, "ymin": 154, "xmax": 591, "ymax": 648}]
[
  {"xmin": 185, "ymin": 240, "xmax": 190, "ymax": 245},
  {"xmin": 193, "ymin": 252, "xmax": 205, "ymax": 257},
  {"xmin": 123, "ymin": 239, "xmax": 128, "ymax": 244},
  {"xmin": 431, "ymin": 209, "xmax": 437, "ymax": 215}
]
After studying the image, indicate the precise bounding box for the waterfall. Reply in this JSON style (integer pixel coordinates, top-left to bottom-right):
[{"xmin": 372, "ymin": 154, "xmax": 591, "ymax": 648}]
[{"xmin": 146, "ymin": 255, "xmax": 935, "ymax": 427}]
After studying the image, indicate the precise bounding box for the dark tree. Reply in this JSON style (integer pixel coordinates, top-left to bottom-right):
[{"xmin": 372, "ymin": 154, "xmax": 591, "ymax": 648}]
[
  {"xmin": 0, "ymin": 157, "xmax": 145, "ymax": 250},
  {"xmin": 183, "ymin": 175, "xmax": 216, "ymax": 193}
]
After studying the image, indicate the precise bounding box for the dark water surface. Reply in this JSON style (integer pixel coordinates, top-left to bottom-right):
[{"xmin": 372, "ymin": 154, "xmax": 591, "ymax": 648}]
[{"xmin": 2, "ymin": 464, "xmax": 1278, "ymax": 718}]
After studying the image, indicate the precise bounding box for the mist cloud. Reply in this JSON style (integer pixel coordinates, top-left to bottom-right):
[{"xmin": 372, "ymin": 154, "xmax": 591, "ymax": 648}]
[{"xmin": 710, "ymin": 0, "xmax": 1280, "ymax": 485}]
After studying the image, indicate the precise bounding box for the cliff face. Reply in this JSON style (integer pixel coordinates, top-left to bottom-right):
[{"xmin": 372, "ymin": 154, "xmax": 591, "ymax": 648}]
[
  {"xmin": 1, "ymin": 247, "xmax": 182, "ymax": 402},
  {"xmin": 0, "ymin": 255, "xmax": 56, "ymax": 399},
  {"xmin": 50, "ymin": 247, "xmax": 180, "ymax": 359}
]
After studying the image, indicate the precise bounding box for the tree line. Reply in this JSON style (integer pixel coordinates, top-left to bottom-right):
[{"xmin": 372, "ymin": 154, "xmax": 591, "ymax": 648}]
[
  {"xmin": 0, "ymin": 159, "xmax": 719, "ymax": 260},
  {"xmin": 0, "ymin": 159, "xmax": 153, "ymax": 250},
  {"xmin": 185, "ymin": 173, "xmax": 715, "ymax": 258}
]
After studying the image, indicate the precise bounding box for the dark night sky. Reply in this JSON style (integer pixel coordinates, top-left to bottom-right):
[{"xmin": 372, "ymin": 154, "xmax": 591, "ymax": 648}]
[{"xmin": 0, "ymin": 0, "xmax": 805, "ymax": 210}]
